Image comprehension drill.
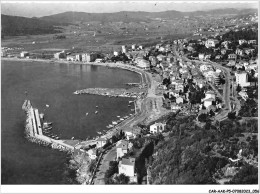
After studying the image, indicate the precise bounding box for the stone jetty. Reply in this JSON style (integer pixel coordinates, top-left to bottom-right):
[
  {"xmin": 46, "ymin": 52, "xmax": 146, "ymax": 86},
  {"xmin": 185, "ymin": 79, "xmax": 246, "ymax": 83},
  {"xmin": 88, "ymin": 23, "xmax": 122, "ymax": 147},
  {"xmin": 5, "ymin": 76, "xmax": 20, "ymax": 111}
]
[{"xmin": 73, "ymin": 87, "xmax": 146, "ymax": 98}]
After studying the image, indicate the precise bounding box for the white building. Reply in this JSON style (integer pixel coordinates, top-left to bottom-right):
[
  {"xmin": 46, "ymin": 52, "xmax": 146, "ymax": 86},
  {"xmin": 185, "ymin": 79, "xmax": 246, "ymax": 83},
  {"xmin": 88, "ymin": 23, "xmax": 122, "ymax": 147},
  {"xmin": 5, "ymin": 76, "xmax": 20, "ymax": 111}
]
[
  {"xmin": 199, "ymin": 53, "xmax": 205, "ymax": 60},
  {"xmin": 116, "ymin": 140, "xmax": 128, "ymax": 159},
  {"xmin": 96, "ymin": 138, "xmax": 107, "ymax": 148},
  {"xmin": 132, "ymin": 44, "xmax": 136, "ymax": 50},
  {"xmin": 136, "ymin": 59, "xmax": 150, "ymax": 70},
  {"xmin": 20, "ymin": 51, "xmax": 29, "ymax": 58},
  {"xmin": 205, "ymin": 90, "xmax": 216, "ymax": 100},
  {"xmin": 204, "ymin": 98, "xmax": 214, "ymax": 108},
  {"xmin": 235, "ymin": 72, "xmax": 250, "ymax": 87},
  {"xmin": 239, "ymin": 39, "xmax": 247, "ymax": 45},
  {"xmin": 205, "ymin": 39, "xmax": 219, "ymax": 48},
  {"xmin": 238, "ymin": 91, "xmax": 248, "ymax": 101},
  {"xmin": 118, "ymin": 158, "xmax": 137, "ymax": 182},
  {"xmin": 87, "ymin": 149, "xmax": 97, "ymax": 160},
  {"xmin": 149, "ymin": 123, "xmax": 166, "ymax": 134},
  {"xmin": 122, "ymin": 45, "xmax": 127, "ymax": 53}
]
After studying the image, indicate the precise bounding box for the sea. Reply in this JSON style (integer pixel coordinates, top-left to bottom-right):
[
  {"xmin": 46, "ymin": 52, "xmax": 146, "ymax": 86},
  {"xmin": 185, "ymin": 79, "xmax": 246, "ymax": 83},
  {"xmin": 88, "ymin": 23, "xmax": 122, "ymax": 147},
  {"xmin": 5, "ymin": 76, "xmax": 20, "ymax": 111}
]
[{"xmin": 1, "ymin": 60, "xmax": 140, "ymax": 184}]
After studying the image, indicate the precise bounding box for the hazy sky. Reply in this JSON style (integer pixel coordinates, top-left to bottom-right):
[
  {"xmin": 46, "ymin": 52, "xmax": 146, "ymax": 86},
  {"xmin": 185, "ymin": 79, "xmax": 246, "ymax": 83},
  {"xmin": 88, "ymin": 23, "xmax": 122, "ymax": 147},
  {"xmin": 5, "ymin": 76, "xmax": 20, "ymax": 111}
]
[{"xmin": 1, "ymin": 1, "xmax": 258, "ymax": 18}]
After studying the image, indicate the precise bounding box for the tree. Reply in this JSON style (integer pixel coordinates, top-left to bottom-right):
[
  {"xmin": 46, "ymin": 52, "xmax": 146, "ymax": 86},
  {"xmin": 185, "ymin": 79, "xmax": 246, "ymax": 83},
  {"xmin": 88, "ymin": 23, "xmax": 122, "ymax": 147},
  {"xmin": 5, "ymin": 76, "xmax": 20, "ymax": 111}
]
[
  {"xmin": 228, "ymin": 164, "xmax": 258, "ymax": 184},
  {"xmin": 198, "ymin": 113, "xmax": 208, "ymax": 122},
  {"xmin": 228, "ymin": 112, "xmax": 236, "ymax": 120},
  {"xmin": 114, "ymin": 173, "xmax": 130, "ymax": 184},
  {"xmin": 236, "ymin": 84, "xmax": 242, "ymax": 93},
  {"xmin": 105, "ymin": 161, "xmax": 118, "ymax": 179}
]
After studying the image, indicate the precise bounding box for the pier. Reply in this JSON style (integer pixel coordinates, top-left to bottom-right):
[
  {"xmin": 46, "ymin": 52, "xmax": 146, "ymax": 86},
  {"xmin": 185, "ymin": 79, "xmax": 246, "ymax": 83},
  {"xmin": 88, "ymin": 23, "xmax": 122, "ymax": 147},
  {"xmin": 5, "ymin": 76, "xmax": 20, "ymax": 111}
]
[{"xmin": 22, "ymin": 100, "xmax": 87, "ymax": 153}]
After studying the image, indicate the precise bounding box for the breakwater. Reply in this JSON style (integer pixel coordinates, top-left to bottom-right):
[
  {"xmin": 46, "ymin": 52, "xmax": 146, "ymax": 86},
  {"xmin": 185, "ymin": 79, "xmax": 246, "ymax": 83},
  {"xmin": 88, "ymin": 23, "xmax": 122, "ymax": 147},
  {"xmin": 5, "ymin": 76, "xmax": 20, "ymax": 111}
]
[
  {"xmin": 73, "ymin": 87, "xmax": 146, "ymax": 98},
  {"xmin": 22, "ymin": 100, "xmax": 82, "ymax": 153}
]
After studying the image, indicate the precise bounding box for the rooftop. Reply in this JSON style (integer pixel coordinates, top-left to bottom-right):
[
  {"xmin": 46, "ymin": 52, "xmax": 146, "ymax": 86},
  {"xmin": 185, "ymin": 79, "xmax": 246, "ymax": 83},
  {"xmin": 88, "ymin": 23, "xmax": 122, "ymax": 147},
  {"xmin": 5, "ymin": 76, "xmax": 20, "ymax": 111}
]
[{"xmin": 120, "ymin": 158, "xmax": 135, "ymax": 166}]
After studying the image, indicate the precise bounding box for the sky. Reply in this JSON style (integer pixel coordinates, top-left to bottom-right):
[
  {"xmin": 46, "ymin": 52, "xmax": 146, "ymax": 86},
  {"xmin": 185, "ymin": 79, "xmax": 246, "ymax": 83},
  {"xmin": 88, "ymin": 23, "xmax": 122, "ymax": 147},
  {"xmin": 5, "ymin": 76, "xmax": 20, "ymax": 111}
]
[{"xmin": 1, "ymin": 1, "xmax": 258, "ymax": 18}]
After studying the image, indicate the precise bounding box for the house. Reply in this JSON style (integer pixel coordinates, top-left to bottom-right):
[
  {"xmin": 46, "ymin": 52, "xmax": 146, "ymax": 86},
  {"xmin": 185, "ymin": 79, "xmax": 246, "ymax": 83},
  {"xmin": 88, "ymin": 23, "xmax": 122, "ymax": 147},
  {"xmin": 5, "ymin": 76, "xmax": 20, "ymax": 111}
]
[
  {"xmin": 118, "ymin": 158, "xmax": 137, "ymax": 182},
  {"xmin": 235, "ymin": 48, "xmax": 244, "ymax": 56},
  {"xmin": 82, "ymin": 53, "xmax": 97, "ymax": 62},
  {"xmin": 247, "ymin": 40, "xmax": 257, "ymax": 44},
  {"xmin": 122, "ymin": 45, "xmax": 127, "ymax": 53},
  {"xmin": 132, "ymin": 44, "xmax": 136, "ymax": 50},
  {"xmin": 125, "ymin": 128, "xmax": 141, "ymax": 140},
  {"xmin": 244, "ymin": 48, "xmax": 255, "ymax": 55},
  {"xmin": 221, "ymin": 41, "xmax": 230, "ymax": 49},
  {"xmin": 171, "ymin": 103, "xmax": 181, "ymax": 111},
  {"xmin": 96, "ymin": 137, "xmax": 108, "ymax": 148},
  {"xmin": 238, "ymin": 91, "xmax": 248, "ymax": 100},
  {"xmin": 204, "ymin": 54, "xmax": 211, "ymax": 60},
  {"xmin": 54, "ymin": 51, "xmax": 66, "ymax": 59},
  {"xmin": 239, "ymin": 39, "xmax": 247, "ymax": 45},
  {"xmin": 205, "ymin": 39, "xmax": 219, "ymax": 48},
  {"xmin": 215, "ymin": 55, "xmax": 222, "ymax": 60},
  {"xmin": 20, "ymin": 51, "xmax": 29, "ymax": 58},
  {"xmin": 76, "ymin": 54, "xmax": 82, "ymax": 61},
  {"xmin": 67, "ymin": 55, "xmax": 76, "ymax": 61},
  {"xmin": 156, "ymin": 54, "xmax": 166, "ymax": 62},
  {"xmin": 176, "ymin": 96, "xmax": 184, "ymax": 104},
  {"xmin": 226, "ymin": 60, "xmax": 236, "ymax": 67},
  {"xmin": 136, "ymin": 59, "xmax": 150, "ymax": 70},
  {"xmin": 228, "ymin": 54, "xmax": 237, "ymax": 60},
  {"xmin": 116, "ymin": 140, "xmax": 128, "ymax": 159},
  {"xmin": 1, "ymin": 50, "xmax": 7, "ymax": 57},
  {"xmin": 204, "ymin": 98, "xmax": 214, "ymax": 108},
  {"xmin": 200, "ymin": 64, "xmax": 208, "ymax": 72},
  {"xmin": 87, "ymin": 148, "xmax": 97, "ymax": 160},
  {"xmin": 205, "ymin": 90, "xmax": 216, "ymax": 100},
  {"xmin": 221, "ymin": 49, "xmax": 227, "ymax": 55},
  {"xmin": 149, "ymin": 123, "xmax": 166, "ymax": 134},
  {"xmin": 235, "ymin": 72, "xmax": 250, "ymax": 87},
  {"xmin": 199, "ymin": 53, "xmax": 205, "ymax": 60},
  {"xmin": 114, "ymin": 51, "xmax": 119, "ymax": 56}
]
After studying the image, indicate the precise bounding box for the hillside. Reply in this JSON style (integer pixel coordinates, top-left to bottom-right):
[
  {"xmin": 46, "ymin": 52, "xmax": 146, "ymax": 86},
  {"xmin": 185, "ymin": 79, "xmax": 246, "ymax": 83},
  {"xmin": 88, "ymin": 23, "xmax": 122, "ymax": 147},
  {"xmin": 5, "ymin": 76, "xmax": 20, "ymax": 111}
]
[
  {"xmin": 1, "ymin": 14, "xmax": 63, "ymax": 36},
  {"xmin": 39, "ymin": 8, "xmax": 257, "ymax": 24}
]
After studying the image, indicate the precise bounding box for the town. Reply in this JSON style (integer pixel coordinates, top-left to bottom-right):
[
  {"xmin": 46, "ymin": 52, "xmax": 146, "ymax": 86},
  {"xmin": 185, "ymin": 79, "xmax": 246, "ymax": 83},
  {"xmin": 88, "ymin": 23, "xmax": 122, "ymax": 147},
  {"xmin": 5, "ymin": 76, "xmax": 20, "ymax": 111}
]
[{"xmin": 1, "ymin": 6, "xmax": 258, "ymax": 186}]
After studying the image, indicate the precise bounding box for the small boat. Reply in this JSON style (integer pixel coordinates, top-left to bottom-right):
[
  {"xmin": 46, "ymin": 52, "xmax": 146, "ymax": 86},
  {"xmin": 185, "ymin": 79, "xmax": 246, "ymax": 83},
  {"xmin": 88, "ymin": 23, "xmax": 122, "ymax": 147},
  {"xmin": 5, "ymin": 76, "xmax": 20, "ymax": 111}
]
[
  {"xmin": 97, "ymin": 132, "xmax": 102, "ymax": 135},
  {"xmin": 124, "ymin": 116, "xmax": 128, "ymax": 119},
  {"xmin": 96, "ymin": 106, "xmax": 98, "ymax": 108},
  {"xmin": 39, "ymin": 113, "xmax": 44, "ymax": 119},
  {"xmin": 117, "ymin": 116, "xmax": 120, "ymax": 118},
  {"xmin": 128, "ymin": 105, "xmax": 131, "ymax": 107},
  {"xmin": 95, "ymin": 111, "xmax": 98, "ymax": 114},
  {"xmin": 112, "ymin": 121, "xmax": 117, "ymax": 125},
  {"xmin": 46, "ymin": 104, "xmax": 50, "ymax": 108},
  {"xmin": 71, "ymin": 137, "xmax": 74, "ymax": 140},
  {"xmin": 86, "ymin": 113, "xmax": 89, "ymax": 116},
  {"xmin": 129, "ymin": 114, "xmax": 132, "ymax": 116},
  {"xmin": 120, "ymin": 118, "xmax": 124, "ymax": 121},
  {"xmin": 55, "ymin": 137, "xmax": 60, "ymax": 140},
  {"xmin": 43, "ymin": 122, "xmax": 52, "ymax": 126},
  {"xmin": 43, "ymin": 127, "xmax": 52, "ymax": 131}
]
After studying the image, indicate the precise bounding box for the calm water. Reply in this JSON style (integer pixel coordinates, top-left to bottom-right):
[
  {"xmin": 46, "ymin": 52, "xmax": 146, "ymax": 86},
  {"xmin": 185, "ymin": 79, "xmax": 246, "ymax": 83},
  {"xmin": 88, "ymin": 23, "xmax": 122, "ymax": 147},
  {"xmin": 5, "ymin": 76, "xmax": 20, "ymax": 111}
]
[{"xmin": 1, "ymin": 60, "xmax": 140, "ymax": 184}]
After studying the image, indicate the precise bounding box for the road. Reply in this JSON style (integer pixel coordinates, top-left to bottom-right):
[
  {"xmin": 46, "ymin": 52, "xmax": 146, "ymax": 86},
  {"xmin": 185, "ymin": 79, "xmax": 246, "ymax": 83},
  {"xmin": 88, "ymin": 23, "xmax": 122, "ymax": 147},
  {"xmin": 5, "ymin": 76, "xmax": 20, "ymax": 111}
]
[
  {"xmin": 93, "ymin": 146, "xmax": 117, "ymax": 185},
  {"xmin": 172, "ymin": 45, "xmax": 238, "ymax": 121}
]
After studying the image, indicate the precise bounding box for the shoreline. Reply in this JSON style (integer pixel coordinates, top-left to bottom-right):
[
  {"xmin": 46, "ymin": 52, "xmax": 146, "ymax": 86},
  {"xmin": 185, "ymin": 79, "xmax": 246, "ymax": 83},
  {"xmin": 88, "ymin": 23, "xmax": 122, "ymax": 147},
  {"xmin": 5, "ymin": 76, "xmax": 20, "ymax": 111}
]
[{"xmin": 1, "ymin": 57, "xmax": 145, "ymax": 84}]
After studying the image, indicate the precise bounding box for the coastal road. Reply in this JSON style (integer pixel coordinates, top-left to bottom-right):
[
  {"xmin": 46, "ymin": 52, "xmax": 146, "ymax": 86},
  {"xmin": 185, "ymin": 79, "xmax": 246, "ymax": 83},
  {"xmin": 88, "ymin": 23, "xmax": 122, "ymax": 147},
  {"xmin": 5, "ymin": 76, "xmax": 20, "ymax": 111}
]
[{"xmin": 94, "ymin": 146, "xmax": 117, "ymax": 185}]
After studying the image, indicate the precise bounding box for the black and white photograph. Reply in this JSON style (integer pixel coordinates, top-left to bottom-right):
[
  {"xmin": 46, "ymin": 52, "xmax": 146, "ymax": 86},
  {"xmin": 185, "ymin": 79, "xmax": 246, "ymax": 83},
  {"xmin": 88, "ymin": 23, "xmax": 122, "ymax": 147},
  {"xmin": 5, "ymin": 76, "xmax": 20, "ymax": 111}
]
[{"xmin": 1, "ymin": 0, "xmax": 259, "ymax": 193}]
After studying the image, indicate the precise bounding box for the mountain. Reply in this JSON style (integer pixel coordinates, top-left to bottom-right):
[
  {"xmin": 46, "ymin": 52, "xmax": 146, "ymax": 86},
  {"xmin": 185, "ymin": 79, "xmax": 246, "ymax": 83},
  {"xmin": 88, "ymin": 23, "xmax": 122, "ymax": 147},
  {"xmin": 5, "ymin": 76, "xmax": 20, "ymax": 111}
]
[
  {"xmin": 2, "ymin": 8, "xmax": 257, "ymax": 36},
  {"xmin": 39, "ymin": 8, "xmax": 257, "ymax": 23},
  {"xmin": 1, "ymin": 14, "xmax": 63, "ymax": 36}
]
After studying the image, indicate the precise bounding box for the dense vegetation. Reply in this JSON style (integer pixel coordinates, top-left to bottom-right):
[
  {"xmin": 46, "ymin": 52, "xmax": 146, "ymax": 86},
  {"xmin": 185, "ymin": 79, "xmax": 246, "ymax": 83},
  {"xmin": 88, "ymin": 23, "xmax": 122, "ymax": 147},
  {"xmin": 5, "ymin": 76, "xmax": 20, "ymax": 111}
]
[
  {"xmin": 1, "ymin": 14, "xmax": 63, "ymax": 36},
  {"xmin": 221, "ymin": 29, "xmax": 258, "ymax": 42},
  {"xmin": 147, "ymin": 114, "xmax": 258, "ymax": 184}
]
